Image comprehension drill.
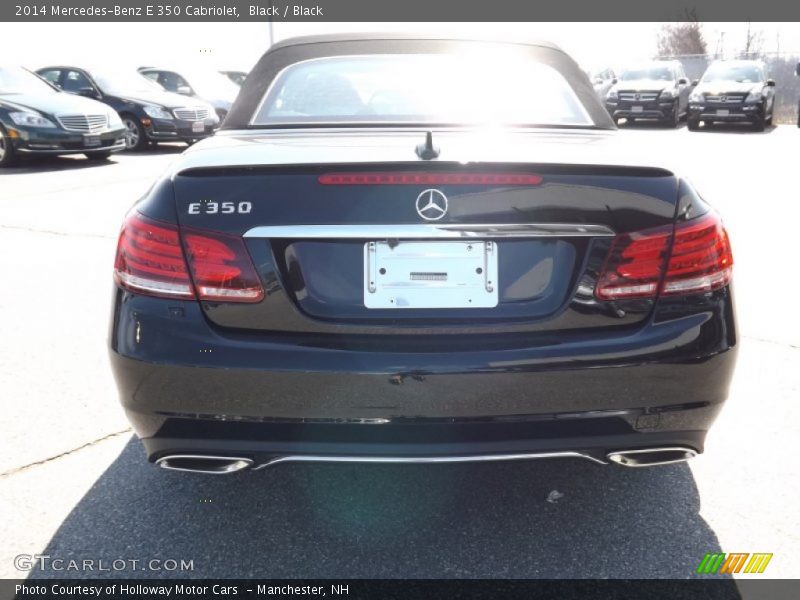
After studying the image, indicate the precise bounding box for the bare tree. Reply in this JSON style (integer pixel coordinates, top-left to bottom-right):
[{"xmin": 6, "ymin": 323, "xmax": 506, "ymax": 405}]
[
  {"xmin": 742, "ymin": 22, "xmax": 764, "ymax": 58},
  {"xmin": 656, "ymin": 16, "xmax": 708, "ymax": 57}
]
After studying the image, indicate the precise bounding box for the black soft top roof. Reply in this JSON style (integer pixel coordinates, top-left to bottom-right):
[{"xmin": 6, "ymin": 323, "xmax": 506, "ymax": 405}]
[
  {"xmin": 223, "ymin": 34, "xmax": 614, "ymax": 130},
  {"xmin": 268, "ymin": 33, "xmax": 563, "ymax": 52}
]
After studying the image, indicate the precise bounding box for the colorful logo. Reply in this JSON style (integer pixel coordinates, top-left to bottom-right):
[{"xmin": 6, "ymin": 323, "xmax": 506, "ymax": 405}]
[{"xmin": 697, "ymin": 553, "xmax": 773, "ymax": 574}]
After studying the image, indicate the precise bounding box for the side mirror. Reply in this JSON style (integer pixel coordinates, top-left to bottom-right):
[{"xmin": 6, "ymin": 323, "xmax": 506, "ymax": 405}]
[
  {"xmin": 691, "ymin": 80, "xmax": 699, "ymax": 87},
  {"xmin": 766, "ymin": 79, "xmax": 776, "ymax": 87},
  {"xmin": 796, "ymin": 62, "xmax": 800, "ymax": 77},
  {"xmin": 77, "ymin": 86, "xmax": 99, "ymax": 98},
  {"xmin": 611, "ymin": 78, "xmax": 618, "ymax": 85},
  {"xmin": 678, "ymin": 77, "xmax": 688, "ymax": 85},
  {"xmin": 176, "ymin": 85, "xmax": 192, "ymax": 95}
]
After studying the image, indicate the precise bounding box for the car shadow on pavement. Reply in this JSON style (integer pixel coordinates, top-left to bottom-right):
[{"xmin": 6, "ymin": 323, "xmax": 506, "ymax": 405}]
[
  {"xmin": 692, "ymin": 123, "xmax": 777, "ymax": 135},
  {"xmin": 128, "ymin": 143, "xmax": 189, "ymax": 156},
  {"xmin": 2, "ymin": 144, "xmax": 186, "ymax": 174},
  {"xmin": 29, "ymin": 436, "xmax": 738, "ymax": 585},
  {"xmin": 1, "ymin": 155, "xmax": 121, "ymax": 174},
  {"xmin": 618, "ymin": 118, "xmax": 687, "ymax": 130}
]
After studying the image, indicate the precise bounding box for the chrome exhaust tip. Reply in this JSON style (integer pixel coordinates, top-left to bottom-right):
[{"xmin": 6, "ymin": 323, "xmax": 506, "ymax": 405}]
[
  {"xmin": 607, "ymin": 447, "xmax": 697, "ymax": 468},
  {"xmin": 155, "ymin": 455, "xmax": 253, "ymax": 474}
]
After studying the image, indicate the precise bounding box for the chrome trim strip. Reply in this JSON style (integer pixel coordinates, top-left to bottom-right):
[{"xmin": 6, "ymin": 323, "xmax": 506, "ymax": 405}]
[
  {"xmin": 56, "ymin": 113, "xmax": 108, "ymax": 133},
  {"xmin": 155, "ymin": 454, "xmax": 253, "ymax": 474},
  {"xmin": 252, "ymin": 451, "xmax": 607, "ymax": 470},
  {"xmin": 618, "ymin": 92, "xmax": 660, "ymax": 102},
  {"xmin": 17, "ymin": 140, "xmax": 126, "ymax": 155},
  {"xmin": 243, "ymin": 223, "xmax": 615, "ymax": 239},
  {"xmin": 705, "ymin": 95, "xmax": 745, "ymax": 104},
  {"xmin": 606, "ymin": 447, "xmax": 697, "ymax": 468},
  {"xmin": 174, "ymin": 107, "xmax": 210, "ymax": 121}
]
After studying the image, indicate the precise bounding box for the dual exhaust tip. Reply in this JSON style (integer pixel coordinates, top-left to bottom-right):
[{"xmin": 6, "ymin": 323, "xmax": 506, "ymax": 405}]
[
  {"xmin": 155, "ymin": 446, "xmax": 697, "ymax": 474},
  {"xmin": 155, "ymin": 455, "xmax": 253, "ymax": 474},
  {"xmin": 606, "ymin": 447, "xmax": 698, "ymax": 467}
]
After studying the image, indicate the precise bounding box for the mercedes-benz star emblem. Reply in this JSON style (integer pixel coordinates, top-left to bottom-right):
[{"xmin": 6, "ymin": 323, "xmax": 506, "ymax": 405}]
[{"xmin": 415, "ymin": 189, "xmax": 448, "ymax": 221}]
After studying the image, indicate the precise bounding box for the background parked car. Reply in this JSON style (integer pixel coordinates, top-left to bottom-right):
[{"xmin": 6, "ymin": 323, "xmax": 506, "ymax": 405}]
[
  {"xmin": 587, "ymin": 68, "xmax": 616, "ymax": 101},
  {"xmin": 138, "ymin": 66, "xmax": 240, "ymax": 121},
  {"xmin": 687, "ymin": 60, "xmax": 775, "ymax": 132},
  {"xmin": 0, "ymin": 66, "xmax": 125, "ymax": 167},
  {"xmin": 37, "ymin": 66, "xmax": 219, "ymax": 150},
  {"xmin": 220, "ymin": 70, "xmax": 248, "ymax": 86},
  {"xmin": 796, "ymin": 61, "xmax": 800, "ymax": 127},
  {"xmin": 605, "ymin": 60, "xmax": 690, "ymax": 127}
]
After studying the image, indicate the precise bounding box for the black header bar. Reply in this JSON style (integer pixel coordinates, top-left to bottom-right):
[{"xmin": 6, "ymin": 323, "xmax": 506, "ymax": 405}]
[
  {"xmin": 4, "ymin": 0, "xmax": 800, "ymax": 22},
  {"xmin": 3, "ymin": 579, "xmax": 800, "ymax": 600}
]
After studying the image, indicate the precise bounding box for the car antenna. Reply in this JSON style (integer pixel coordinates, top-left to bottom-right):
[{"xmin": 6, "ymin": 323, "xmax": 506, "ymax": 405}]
[{"xmin": 415, "ymin": 131, "xmax": 440, "ymax": 160}]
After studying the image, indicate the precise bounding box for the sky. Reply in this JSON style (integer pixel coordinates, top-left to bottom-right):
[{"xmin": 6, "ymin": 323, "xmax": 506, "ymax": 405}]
[{"xmin": 2, "ymin": 22, "xmax": 799, "ymax": 74}]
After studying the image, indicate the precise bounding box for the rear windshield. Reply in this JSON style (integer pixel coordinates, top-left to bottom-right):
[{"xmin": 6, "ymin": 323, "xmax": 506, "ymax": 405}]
[{"xmin": 251, "ymin": 54, "xmax": 593, "ymax": 128}]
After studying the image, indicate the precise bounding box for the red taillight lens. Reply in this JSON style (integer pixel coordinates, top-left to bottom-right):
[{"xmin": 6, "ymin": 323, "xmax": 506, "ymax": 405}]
[
  {"xmin": 114, "ymin": 212, "xmax": 264, "ymax": 303},
  {"xmin": 662, "ymin": 213, "xmax": 733, "ymax": 296},
  {"xmin": 595, "ymin": 212, "xmax": 733, "ymax": 300},
  {"xmin": 595, "ymin": 225, "xmax": 672, "ymax": 300},
  {"xmin": 182, "ymin": 230, "xmax": 264, "ymax": 303},
  {"xmin": 318, "ymin": 172, "xmax": 543, "ymax": 185},
  {"xmin": 114, "ymin": 213, "xmax": 195, "ymax": 299}
]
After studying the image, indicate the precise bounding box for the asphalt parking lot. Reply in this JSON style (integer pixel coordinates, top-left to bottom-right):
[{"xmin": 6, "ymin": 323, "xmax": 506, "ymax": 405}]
[{"xmin": 0, "ymin": 123, "xmax": 798, "ymax": 580}]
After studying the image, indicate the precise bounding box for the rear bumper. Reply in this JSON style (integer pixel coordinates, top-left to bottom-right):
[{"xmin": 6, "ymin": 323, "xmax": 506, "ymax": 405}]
[
  {"xmin": 144, "ymin": 426, "xmax": 708, "ymax": 471},
  {"xmin": 109, "ymin": 286, "xmax": 737, "ymax": 466}
]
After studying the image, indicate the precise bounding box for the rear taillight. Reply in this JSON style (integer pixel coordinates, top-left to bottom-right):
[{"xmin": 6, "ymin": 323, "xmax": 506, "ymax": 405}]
[
  {"xmin": 114, "ymin": 212, "xmax": 264, "ymax": 303},
  {"xmin": 596, "ymin": 212, "xmax": 733, "ymax": 300},
  {"xmin": 661, "ymin": 214, "xmax": 733, "ymax": 295},
  {"xmin": 182, "ymin": 230, "xmax": 264, "ymax": 303},
  {"xmin": 114, "ymin": 213, "xmax": 194, "ymax": 299}
]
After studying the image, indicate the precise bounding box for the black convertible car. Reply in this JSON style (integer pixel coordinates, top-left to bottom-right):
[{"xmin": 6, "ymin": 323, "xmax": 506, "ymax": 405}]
[
  {"xmin": 110, "ymin": 35, "xmax": 737, "ymax": 474},
  {"xmin": 36, "ymin": 66, "xmax": 220, "ymax": 150},
  {"xmin": 0, "ymin": 66, "xmax": 125, "ymax": 166}
]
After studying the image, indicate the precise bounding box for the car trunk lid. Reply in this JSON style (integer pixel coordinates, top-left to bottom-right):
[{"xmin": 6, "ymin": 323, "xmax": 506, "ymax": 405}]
[{"xmin": 169, "ymin": 130, "xmax": 679, "ymax": 337}]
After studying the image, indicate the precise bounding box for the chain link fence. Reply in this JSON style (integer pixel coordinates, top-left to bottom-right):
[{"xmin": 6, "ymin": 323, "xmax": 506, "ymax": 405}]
[{"xmin": 654, "ymin": 53, "xmax": 800, "ymax": 125}]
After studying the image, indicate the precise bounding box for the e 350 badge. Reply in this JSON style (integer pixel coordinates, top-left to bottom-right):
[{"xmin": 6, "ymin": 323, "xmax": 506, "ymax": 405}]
[{"xmin": 188, "ymin": 201, "xmax": 252, "ymax": 215}]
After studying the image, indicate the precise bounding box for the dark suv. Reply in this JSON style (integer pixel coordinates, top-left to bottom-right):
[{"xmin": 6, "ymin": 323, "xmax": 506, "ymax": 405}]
[
  {"xmin": 605, "ymin": 61, "xmax": 690, "ymax": 127},
  {"xmin": 688, "ymin": 60, "xmax": 775, "ymax": 132}
]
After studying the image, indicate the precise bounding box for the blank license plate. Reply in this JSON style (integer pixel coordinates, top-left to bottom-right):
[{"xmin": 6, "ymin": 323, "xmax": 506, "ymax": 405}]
[
  {"xmin": 716, "ymin": 109, "xmax": 730, "ymax": 116},
  {"xmin": 631, "ymin": 105, "xmax": 644, "ymax": 113},
  {"xmin": 364, "ymin": 241, "xmax": 498, "ymax": 309},
  {"xmin": 192, "ymin": 121, "xmax": 205, "ymax": 132},
  {"xmin": 84, "ymin": 135, "xmax": 101, "ymax": 147}
]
